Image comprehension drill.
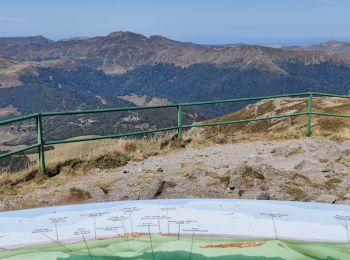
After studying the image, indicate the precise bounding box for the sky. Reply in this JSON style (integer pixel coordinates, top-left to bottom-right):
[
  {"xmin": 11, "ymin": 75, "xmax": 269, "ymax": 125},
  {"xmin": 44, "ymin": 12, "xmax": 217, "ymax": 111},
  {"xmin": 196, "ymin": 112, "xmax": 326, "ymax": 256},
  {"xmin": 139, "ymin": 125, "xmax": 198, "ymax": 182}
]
[{"xmin": 0, "ymin": 0, "xmax": 350, "ymax": 46}]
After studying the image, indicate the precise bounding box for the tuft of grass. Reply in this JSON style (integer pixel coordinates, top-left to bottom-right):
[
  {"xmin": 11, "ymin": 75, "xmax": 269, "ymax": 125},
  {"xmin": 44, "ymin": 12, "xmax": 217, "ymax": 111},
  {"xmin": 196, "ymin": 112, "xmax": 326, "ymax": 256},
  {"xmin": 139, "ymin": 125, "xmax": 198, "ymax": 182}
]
[
  {"xmin": 285, "ymin": 146, "xmax": 305, "ymax": 157},
  {"xmin": 241, "ymin": 167, "xmax": 265, "ymax": 188},
  {"xmin": 291, "ymin": 173, "xmax": 320, "ymax": 188},
  {"xmin": 65, "ymin": 187, "xmax": 91, "ymax": 202},
  {"xmin": 212, "ymin": 132, "xmax": 230, "ymax": 144},
  {"xmin": 319, "ymin": 158, "xmax": 331, "ymax": 164},
  {"xmin": 0, "ymin": 183, "xmax": 17, "ymax": 196},
  {"xmin": 206, "ymin": 179, "xmax": 221, "ymax": 186},
  {"xmin": 324, "ymin": 178, "xmax": 342, "ymax": 190},
  {"xmin": 180, "ymin": 172, "xmax": 197, "ymax": 181},
  {"xmin": 0, "ymin": 167, "xmax": 38, "ymax": 191},
  {"xmin": 280, "ymin": 183, "xmax": 307, "ymax": 201},
  {"xmin": 96, "ymin": 181, "xmax": 112, "ymax": 195},
  {"xmin": 90, "ymin": 151, "xmax": 130, "ymax": 170},
  {"xmin": 165, "ymin": 180, "xmax": 177, "ymax": 188},
  {"xmin": 206, "ymin": 171, "xmax": 230, "ymax": 186},
  {"xmin": 45, "ymin": 159, "xmax": 84, "ymax": 177},
  {"xmin": 337, "ymin": 156, "xmax": 350, "ymax": 167},
  {"xmin": 160, "ymin": 134, "xmax": 191, "ymax": 149},
  {"xmin": 219, "ymin": 171, "xmax": 231, "ymax": 186},
  {"xmin": 317, "ymin": 118, "xmax": 348, "ymax": 132}
]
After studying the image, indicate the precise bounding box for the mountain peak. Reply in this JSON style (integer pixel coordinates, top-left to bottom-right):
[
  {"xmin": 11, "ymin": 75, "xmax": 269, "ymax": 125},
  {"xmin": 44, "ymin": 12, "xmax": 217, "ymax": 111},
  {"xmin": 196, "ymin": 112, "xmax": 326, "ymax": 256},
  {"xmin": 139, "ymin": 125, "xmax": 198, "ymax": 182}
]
[{"xmin": 106, "ymin": 31, "xmax": 147, "ymax": 39}]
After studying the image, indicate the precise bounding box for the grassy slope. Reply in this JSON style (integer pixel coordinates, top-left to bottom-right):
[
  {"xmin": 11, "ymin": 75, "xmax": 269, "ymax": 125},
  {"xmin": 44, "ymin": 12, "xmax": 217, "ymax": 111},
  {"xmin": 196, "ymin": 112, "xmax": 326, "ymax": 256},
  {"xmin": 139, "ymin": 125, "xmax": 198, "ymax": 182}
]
[{"xmin": 202, "ymin": 97, "xmax": 350, "ymax": 143}]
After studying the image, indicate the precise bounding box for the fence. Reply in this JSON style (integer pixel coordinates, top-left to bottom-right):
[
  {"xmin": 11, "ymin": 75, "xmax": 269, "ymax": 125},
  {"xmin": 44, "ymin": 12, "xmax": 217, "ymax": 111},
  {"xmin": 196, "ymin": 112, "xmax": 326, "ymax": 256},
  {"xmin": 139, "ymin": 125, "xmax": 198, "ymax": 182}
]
[{"xmin": 1, "ymin": 92, "xmax": 350, "ymax": 174}]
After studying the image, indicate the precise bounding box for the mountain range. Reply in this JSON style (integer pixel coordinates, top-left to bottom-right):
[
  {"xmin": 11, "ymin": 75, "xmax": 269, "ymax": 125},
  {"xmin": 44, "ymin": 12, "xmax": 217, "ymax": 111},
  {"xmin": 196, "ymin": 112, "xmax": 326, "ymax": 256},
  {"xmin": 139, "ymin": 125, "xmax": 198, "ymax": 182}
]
[
  {"xmin": 2, "ymin": 32, "xmax": 350, "ymax": 75},
  {"xmin": 1, "ymin": 31, "xmax": 350, "ymax": 144}
]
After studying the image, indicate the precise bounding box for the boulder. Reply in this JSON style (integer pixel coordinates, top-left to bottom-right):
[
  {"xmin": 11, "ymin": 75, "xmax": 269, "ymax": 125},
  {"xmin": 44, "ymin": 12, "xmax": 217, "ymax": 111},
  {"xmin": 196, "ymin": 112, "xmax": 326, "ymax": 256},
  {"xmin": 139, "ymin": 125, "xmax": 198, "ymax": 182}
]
[
  {"xmin": 138, "ymin": 178, "xmax": 165, "ymax": 200},
  {"xmin": 316, "ymin": 194, "xmax": 339, "ymax": 204},
  {"xmin": 294, "ymin": 160, "xmax": 315, "ymax": 171}
]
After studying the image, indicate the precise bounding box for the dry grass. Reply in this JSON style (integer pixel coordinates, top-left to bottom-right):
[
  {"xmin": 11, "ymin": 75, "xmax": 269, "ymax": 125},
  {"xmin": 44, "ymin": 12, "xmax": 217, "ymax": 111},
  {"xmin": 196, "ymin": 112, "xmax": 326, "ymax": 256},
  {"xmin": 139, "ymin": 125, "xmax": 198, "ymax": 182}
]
[
  {"xmin": 0, "ymin": 133, "xmax": 190, "ymax": 200},
  {"xmin": 0, "ymin": 165, "xmax": 39, "ymax": 194},
  {"xmin": 65, "ymin": 187, "xmax": 91, "ymax": 203},
  {"xmin": 291, "ymin": 173, "xmax": 320, "ymax": 189},
  {"xmin": 206, "ymin": 171, "xmax": 230, "ymax": 187},
  {"xmin": 337, "ymin": 156, "xmax": 350, "ymax": 167},
  {"xmin": 280, "ymin": 183, "xmax": 307, "ymax": 201},
  {"xmin": 285, "ymin": 146, "xmax": 305, "ymax": 157},
  {"xmin": 187, "ymin": 96, "xmax": 350, "ymax": 144},
  {"xmin": 324, "ymin": 178, "xmax": 342, "ymax": 190},
  {"xmin": 241, "ymin": 167, "xmax": 265, "ymax": 188}
]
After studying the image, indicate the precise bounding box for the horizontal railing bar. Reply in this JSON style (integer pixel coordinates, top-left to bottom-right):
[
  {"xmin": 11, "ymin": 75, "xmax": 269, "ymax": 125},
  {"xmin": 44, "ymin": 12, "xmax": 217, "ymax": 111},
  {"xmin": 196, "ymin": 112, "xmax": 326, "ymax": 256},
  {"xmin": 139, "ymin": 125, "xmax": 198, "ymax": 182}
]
[
  {"xmin": 33, "ymin": 92, "xmax": 310, "ymax": 117},
  {"xmin": 45, "ymin": 126, "xmax": 178, "ymax": 145},
  {"xmin": 0, "ymin": 113, "xmax": 38, "ymax": 126},
  {"xmin": 0, "ymin": 144, "xmax": 40, "ymax": 159},
  {"xmin": 181, "ymin": 92, "xmax": 310, "ymax": 107},
  {"xmin": 312, "ymin": 112, "xmax": 350, "ymax": 118},
  {"xmin": 312, "ymin": 92, "xmax": 350, "ymax": 99},
  {"xmin": 41, "ymin": 104, "xmax": 178, "ymax": 116},
  {"xmin": 0, "ymin": 92, "xmax": 348, "ymax": 123},
  {"xmin": 183, "ymin": 112, "xmax": 308, "ymax": 129}
]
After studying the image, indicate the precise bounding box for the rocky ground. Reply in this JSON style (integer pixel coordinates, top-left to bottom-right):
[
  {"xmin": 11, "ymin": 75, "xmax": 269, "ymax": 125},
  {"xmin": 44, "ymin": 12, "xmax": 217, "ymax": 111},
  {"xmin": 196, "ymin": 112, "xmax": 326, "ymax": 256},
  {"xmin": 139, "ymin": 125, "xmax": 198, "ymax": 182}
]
[{"xmin": 1, "ymin": 137, "xmax": 350, "ymax": 211}]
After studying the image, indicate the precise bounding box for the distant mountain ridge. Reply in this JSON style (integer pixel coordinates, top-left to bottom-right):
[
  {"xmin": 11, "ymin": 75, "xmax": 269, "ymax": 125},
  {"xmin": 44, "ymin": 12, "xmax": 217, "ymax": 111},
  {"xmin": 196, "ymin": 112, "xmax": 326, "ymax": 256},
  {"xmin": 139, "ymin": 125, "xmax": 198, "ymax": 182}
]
[
  {"xmin": 0, "ymin": 35, "xmax": 52, "ymax": 45},
  {"xmin": 1, "ymin": 32, "xmax": 350, "ymax": 75},
  {"xmin": 290, "ymin": 40, "xmax": 350, "ymax": 53},
  {"xmin": 1, "ymin": 31, "xmax": 350, "ymax": 121}
]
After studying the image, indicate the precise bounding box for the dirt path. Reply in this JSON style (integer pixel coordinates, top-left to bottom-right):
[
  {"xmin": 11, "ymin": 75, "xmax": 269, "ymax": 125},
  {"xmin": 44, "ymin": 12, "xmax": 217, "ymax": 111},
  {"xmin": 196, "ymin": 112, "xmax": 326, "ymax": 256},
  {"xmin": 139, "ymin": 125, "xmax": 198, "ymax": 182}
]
[{"xmin": 2, "ymin": 137, "xmax": 350, "ymax": 211}]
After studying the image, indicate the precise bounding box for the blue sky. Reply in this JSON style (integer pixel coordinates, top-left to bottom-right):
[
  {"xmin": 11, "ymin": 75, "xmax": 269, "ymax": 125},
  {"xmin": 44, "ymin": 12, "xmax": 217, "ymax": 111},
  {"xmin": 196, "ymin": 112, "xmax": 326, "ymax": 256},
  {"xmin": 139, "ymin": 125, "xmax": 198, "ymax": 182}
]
[{"xmin": 0, "ymin": 0, "xmax": 350, "ymax": 45}]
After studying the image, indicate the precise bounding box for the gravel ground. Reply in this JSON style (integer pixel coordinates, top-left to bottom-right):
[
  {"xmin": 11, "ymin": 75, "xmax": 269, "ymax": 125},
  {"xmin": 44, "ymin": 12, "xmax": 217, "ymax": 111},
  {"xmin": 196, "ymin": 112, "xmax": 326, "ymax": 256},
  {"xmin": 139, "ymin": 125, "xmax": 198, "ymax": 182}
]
[{"xmin": 1, "ymin": 137, "xmax": 350, "ymax": 211}]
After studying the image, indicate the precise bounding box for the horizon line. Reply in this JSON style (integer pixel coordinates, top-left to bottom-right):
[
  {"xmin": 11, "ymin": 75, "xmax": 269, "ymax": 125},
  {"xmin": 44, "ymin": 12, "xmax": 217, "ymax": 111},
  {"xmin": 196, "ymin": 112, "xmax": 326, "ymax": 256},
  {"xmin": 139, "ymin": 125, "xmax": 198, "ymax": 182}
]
[{"xmin": 1, "ymin": 31, "xmax": 350, "ymax": 47}]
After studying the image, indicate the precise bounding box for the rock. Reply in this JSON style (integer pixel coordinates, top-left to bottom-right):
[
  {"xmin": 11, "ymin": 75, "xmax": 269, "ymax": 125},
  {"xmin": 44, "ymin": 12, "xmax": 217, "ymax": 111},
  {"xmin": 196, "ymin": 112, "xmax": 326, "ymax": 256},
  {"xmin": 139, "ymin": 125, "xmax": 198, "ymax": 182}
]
[
  {"xmin": 343, "ymin": 193, "xmax": 350, "ymax": 200},
  {"xmin": 316, "ymin": 194, "xmax": 338, "ymax": 204},
  {"xmin": 258, "ymin": 164, "xmax": 281, "ymax": 175},
  {"xmin": 294, "ymin": 160, "xmax": 315, "ymax": 171},
  {"xmin": 312, "ymin": 145, "xmax": 342, "ymax": 161},
  {"xmin": 250, "ymin": 156, "xmax": 265, "ymax": 164},
  {"xmin": 122, "ymin": 169, "xmax": 129, "ymax": 174},
  {"xmin": 228, "ymin": 164, "xmax": 247, "ymax": 189},
  {"xmin": 189, "ymin": 168, "xmax": 208, "ymax": 176},
  {"xmin": 306, "ymin": 138, "xmax": 333, "ymax": 151},
  {"xmin": 186, "ymin": 127, "xmax": 205, "ymax": 137},
  {"xmin": 256, "ymin": 192, "xmax": 270, "ymax": 200},
  {"xmin": 336, "ymin": 199, "xmax": 350, "ymax": 205},
  {"xmin": 341, "ymin": 149, "xmax": 350, "ymax": 158},
  {"xmin": 156, "ymin": 167, "xmax": 164, "ymax": 173},
  {"xmin": 274, "ymin": 143, "xmax": 303, "ymax": 157},
  {"xmin": 138, "ymin": 179, "xmax": 165, "ymax": 200}
]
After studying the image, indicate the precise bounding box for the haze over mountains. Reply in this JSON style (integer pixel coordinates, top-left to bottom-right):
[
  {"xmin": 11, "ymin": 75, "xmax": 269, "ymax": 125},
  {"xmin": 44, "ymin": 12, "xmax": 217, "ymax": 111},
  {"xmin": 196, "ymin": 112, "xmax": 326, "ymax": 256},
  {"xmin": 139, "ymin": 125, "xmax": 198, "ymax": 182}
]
[{"xmin": 1, "ymin": 31, "xmax": 350, "ymax": 119}]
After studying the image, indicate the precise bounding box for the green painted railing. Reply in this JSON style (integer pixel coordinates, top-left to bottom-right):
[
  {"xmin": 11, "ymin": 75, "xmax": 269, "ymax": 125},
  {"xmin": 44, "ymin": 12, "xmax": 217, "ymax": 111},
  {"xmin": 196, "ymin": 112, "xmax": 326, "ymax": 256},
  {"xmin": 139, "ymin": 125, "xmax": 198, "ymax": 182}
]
[{"xmin": 1, "ymin": 92, "xmax": 350, "ymax": 174}]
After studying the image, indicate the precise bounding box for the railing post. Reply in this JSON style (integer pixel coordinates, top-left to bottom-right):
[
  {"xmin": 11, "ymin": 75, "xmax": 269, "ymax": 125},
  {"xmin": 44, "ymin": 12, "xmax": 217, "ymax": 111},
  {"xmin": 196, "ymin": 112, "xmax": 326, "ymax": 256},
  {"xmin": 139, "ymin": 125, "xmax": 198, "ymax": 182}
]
[
  {"xmin": 36, "ymin": 113, "xmax": 46, "ymax": 174},
  {"xmin": 177, "ymin": 104, "xmax": 183, "ymax": 140},
  {"xmin": 306, "ymin": 92, "xmax": 313, "ymax": 137}
]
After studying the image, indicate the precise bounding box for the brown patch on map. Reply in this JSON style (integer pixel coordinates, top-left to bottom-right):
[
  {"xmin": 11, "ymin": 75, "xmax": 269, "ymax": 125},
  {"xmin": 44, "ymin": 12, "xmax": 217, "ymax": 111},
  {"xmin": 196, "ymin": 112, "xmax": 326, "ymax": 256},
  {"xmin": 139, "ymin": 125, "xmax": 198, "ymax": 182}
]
[
  {"xmin": 201, "ymin": 240, "xmax": 266, "ymax": 248},
  {"xmin": 278, "ymin": 242, "xmax": 286, "ymax": 248}
]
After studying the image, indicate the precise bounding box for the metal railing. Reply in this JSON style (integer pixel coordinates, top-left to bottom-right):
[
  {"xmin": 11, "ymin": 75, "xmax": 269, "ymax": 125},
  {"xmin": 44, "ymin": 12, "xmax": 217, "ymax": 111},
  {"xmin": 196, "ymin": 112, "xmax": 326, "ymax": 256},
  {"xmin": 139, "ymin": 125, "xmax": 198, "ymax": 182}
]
[{"xmin": 1, "ymin": 92, "xmax": 350, "ymax": 174}]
